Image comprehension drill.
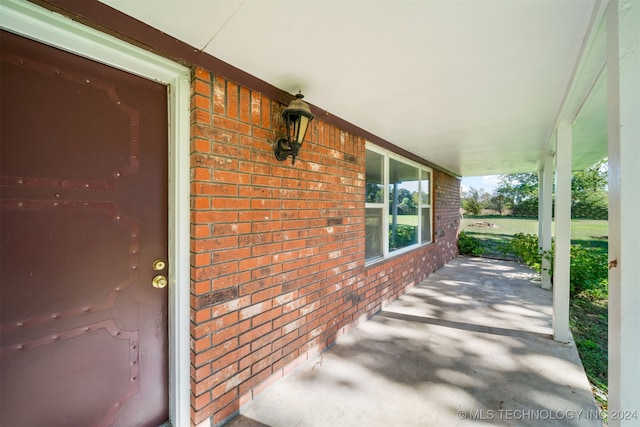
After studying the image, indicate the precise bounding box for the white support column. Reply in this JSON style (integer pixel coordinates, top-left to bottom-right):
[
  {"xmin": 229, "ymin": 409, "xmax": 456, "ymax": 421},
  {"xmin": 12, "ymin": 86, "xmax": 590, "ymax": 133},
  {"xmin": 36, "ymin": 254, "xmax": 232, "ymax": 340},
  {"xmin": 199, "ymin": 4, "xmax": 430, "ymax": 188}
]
[
  {"xmin": 540, "ymin": 155, "xmax": 554, "ymax": 290},
  {"xmin": 607, "ymin": 1, "xmax": 640, "ymax": 424},
  {"xmin": 553, "ymin": 123, "xmax": 572, "ymax": 343}
]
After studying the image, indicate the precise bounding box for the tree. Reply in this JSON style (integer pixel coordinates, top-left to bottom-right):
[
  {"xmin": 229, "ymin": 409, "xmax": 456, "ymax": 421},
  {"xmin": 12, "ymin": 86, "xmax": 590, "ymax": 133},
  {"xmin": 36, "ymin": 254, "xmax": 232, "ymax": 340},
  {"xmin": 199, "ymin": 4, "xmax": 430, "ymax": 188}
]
[
  {"xmin": 572, "ymin": 159, "xmax": 607, "ymax": 195},
  {"xmin": 571, "ymin": 159, "xmax": 608, "ymax": 219},
  {"xmin": 495, "ymin": 173, "xmax": 538, "ymax": 210},
  {"xmin": 488, "ymin": 194, "xmax": 507, "ymax": 215},
  {"xmin": 461, "ymin": 187, "xmax": 484, "ymax": 215},
  {"xmin": 491, "ymin": 158, "xmax": 608, "ymax": 219}
]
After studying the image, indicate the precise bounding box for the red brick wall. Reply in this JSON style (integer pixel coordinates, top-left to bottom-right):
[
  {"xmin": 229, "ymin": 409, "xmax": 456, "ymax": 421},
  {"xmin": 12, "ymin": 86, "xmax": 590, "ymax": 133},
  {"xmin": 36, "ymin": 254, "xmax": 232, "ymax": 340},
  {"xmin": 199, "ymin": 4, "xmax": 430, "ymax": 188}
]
[{"xmin": 190, "ymin": 67, "xmax": 460, "ymax": 426}]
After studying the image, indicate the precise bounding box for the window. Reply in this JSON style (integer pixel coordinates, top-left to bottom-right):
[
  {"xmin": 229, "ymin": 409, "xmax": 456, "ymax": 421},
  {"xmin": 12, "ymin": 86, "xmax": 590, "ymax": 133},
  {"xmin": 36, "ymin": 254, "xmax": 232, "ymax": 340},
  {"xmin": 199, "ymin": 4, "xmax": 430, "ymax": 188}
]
[{"xmin": 365, "ymin": 144, "xmax": 432, "ymax": 262}]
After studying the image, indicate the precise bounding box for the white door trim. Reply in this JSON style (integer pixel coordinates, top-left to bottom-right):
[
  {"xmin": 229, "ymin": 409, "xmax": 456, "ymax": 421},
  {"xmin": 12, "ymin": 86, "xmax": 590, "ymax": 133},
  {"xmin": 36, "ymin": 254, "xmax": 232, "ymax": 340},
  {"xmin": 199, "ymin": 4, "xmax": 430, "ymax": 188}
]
[{"xmin": 0, "ymin": 1, "xmax": 191, "ymax": 425}]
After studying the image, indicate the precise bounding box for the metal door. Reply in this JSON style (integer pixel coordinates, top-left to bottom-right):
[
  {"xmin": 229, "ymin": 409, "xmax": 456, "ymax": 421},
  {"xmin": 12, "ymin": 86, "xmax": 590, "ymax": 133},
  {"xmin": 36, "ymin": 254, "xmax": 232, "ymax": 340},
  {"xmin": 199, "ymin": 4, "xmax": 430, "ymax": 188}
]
[{"xmin": 0, "ymin": 30, "xmax": 169, "ymax": 426}]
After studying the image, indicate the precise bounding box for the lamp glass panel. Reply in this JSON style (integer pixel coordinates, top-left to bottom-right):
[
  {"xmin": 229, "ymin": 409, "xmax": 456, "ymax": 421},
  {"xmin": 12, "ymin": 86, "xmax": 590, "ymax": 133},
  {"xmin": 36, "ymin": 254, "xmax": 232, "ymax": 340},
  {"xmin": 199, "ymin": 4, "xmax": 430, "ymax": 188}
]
[{"xmin": 295, "ymin": 115, "xmax": 310, "ymax": 143}]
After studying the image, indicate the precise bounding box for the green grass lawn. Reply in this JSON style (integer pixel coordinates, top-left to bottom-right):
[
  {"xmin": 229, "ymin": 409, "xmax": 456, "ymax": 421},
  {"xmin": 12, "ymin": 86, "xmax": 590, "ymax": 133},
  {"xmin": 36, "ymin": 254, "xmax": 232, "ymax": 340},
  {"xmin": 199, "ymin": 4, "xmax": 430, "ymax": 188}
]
[
  {"xmin": 461, "ymin": 216, "xmax": 609, "ymax": 410},
  {"xmin": 461, "ymin": 216, "xmax": 608, "ymax": 250}
]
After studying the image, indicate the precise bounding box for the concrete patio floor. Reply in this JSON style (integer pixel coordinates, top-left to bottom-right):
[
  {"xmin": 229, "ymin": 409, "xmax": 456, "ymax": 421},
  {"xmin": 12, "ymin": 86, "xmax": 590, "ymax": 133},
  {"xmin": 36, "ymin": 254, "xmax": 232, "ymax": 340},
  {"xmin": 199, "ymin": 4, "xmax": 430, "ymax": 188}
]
[{"xmin": 227, "ymin": 256, "xmax": 602, "ymax": 427}]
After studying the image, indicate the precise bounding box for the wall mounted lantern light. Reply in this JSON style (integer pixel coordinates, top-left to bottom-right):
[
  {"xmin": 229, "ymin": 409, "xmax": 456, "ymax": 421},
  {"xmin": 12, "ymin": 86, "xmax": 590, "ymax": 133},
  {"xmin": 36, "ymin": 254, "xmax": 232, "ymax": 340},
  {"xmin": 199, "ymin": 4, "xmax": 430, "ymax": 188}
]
[{"xmin": 274, "ymin": 92, "xmax": 315, "ymax": 165}]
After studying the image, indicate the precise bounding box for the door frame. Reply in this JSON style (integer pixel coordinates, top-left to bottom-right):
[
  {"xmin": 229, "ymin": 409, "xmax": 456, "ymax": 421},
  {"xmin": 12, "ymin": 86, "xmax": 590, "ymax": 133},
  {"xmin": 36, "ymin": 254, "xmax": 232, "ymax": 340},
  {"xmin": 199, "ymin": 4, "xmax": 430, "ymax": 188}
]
[{"xmin": 0, "ymin": 1, "xmax": 191, "ymax": 425}]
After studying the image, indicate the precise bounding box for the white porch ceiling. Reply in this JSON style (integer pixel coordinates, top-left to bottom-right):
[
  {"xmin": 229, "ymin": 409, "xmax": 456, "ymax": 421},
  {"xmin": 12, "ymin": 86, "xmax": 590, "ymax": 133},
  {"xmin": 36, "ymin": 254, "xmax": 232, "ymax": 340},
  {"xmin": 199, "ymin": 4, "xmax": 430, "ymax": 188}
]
[{"xmin": 100, "ymin": 0, "xmax": 609, "ymax": 177}]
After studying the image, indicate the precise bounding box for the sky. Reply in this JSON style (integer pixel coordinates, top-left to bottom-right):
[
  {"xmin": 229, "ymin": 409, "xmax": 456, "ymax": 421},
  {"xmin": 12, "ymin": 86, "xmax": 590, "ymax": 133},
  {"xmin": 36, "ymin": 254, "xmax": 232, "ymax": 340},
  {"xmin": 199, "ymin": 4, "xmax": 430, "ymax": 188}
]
[{"xmin": 460, "ymin": 175, "xmax": 501, "ymax": 194}]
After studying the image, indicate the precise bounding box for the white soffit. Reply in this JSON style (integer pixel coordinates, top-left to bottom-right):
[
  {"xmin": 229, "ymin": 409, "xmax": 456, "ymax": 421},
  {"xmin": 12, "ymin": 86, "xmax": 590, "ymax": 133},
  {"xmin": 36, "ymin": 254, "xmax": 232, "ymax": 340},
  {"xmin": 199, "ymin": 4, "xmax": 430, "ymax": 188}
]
[{"xmin": 100, "ymin": 0, "xmax": 606, "ymax": 177}]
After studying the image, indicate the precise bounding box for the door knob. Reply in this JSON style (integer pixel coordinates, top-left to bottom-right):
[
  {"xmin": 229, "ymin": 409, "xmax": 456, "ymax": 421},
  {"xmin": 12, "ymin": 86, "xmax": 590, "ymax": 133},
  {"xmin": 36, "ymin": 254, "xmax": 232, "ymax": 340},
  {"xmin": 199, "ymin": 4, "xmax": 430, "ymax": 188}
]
[
  {"xmin": 152, "ymin": 275, "xmax": 168, "ymax": 289},
  {"xmin": 152, "ymin": 259, "xmax": 166, "ymax": 271}
]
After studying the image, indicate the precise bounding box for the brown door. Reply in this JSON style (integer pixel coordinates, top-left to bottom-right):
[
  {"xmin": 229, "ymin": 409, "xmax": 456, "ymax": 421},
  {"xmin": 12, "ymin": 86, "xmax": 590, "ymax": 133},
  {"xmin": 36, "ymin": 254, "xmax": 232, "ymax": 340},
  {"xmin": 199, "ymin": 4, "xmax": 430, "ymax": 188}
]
[{"xmin": 0, "ymin": 31, "xmax": 169, "ymax": 426}]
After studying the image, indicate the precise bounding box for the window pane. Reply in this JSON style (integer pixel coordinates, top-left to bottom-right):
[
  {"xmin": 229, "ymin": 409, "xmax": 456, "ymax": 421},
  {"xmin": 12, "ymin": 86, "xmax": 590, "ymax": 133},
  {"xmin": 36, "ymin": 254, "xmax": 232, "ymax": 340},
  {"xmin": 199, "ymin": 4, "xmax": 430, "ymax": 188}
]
[
  {"xmin": 420, "ymin": 170, "xmax": 431, "ymax": 205},
  {"xmin": 389, "ymin": 158, "xmax": 418, "ymax": 251},
  {"xmin": 421, "ymin": 207, "xmax": 431, "ymax": 242},
  {"xmin": 420, "ymin": 170, "xmax": 431, "ymax": 243},
  {"xmin": 365, "ymin": 208, "xmax": 383, "ymax": 259},
  {"xmin": 365, "ymin": 150, "xmax": 384, "ymax": 203}
]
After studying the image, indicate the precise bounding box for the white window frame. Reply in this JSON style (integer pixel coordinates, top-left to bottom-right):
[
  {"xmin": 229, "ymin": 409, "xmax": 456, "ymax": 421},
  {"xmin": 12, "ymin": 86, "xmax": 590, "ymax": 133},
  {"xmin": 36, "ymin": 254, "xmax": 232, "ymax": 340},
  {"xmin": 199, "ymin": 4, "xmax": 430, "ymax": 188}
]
[{"xmin": 365, "ymin": 143, "xmax": 433, "ymax": 265}]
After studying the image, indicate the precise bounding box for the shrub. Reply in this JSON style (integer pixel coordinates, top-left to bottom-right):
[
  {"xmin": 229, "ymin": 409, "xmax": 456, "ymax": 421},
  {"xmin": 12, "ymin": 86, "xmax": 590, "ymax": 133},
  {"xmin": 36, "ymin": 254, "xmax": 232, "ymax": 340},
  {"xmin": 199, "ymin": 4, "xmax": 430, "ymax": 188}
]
[
  {"xmin": 569, "ymin": 245, "xmax": 608, "ymax": 295},
  {"xmin": 502, "ymin": 233, "xmax": 542, "ymax": 271},
  {"xmin": 511, "ymin": 199, "xmax": 539, "ymax": 217},
  {"xmin": 572, "ymin": 194, "xmax": 608, "ymax": 219},
  {"xmin": 502, "ymin": 233, "xmax": 608, "ymax": 295},
  {"xmin": 458, "ymin": 232, "xmax": 485, "ymax": 256}
]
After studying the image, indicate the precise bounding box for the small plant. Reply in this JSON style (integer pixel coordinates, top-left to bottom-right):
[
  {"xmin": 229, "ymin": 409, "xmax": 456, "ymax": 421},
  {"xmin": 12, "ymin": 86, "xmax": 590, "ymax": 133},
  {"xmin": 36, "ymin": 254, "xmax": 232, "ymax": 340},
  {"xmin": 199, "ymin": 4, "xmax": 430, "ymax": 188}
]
[
  {"xmin": 570, "ymin": 296, "xmax": 608, "ymax": 408},
  {"xmin": 502, "ymin": 233, "xmax": 608, "ymax": 296},
  {"xmin": 569, "ymin": 245, "xmax": 608, "ymax": 295},
  {"xmin": 503, "ymin": 233, "xmax": 543, "ymax": 272},
  {"xmin": 458, "ymin": 231, "xmax": 485, "ymax": 256}
]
